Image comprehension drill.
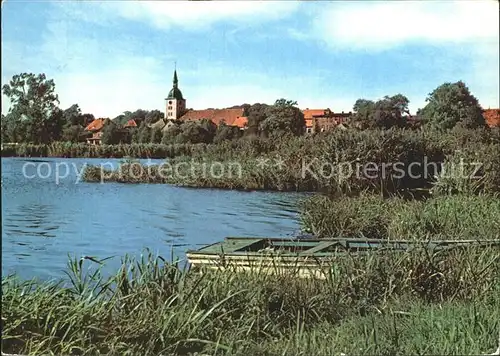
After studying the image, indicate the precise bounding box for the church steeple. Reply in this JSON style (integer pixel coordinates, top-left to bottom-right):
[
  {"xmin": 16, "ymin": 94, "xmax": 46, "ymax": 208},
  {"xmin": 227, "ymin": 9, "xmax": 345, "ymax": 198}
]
[
  {"xmin": 167, "ymin": 68, "xmax": 183, "ymax": 100},
  {"xmin": 173, "ymin": 69, "xmax": 178, "ymax": 88},
  {"xmin": 165, "ymin": 66, "xmax": 186, "ymax": 120}
]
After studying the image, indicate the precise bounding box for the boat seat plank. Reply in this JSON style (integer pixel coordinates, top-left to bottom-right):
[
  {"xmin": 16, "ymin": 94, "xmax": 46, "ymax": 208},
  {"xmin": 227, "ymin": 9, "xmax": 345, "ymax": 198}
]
[
  {"xmin": 201, "ymin": 238, "xmax": 264, "ymax": 254},
  {"xmin": 300, "ymin": 240, "xmax": 341, "ymax": 255}
]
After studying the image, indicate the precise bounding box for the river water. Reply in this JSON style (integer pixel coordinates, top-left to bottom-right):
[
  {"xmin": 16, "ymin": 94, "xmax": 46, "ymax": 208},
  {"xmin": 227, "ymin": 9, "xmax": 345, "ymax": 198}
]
[{"xmin": 1, "ymin": 157, "xmax": 305, "ymax": 281}]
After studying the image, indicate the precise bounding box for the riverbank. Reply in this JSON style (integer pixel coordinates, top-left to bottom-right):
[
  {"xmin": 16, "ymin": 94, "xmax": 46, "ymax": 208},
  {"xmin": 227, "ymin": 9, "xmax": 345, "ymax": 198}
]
[
  {"xmin": 3, "ymin": 127, "xmax": 500, "ymax": 355},
  {"xmin": 81, "ymin": 128, "xmax": 500, "ymax": 196},
  {"xmin": 2, "ymin": 246, "xmax": 499, "ymax": 355},
  {"xmin": 0, "ymin": 142, "xmax": 206, "ymax": 159},
  {"xmin": 300, "ymin": 194, "xmax": 500, "ymax": 239}
]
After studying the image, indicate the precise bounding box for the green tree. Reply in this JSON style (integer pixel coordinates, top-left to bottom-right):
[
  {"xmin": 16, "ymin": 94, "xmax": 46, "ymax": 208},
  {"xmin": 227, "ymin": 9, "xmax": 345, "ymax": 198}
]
[
  {"xmin": 213, "ymin": 122, "xmax": 242, "ymax": 143},
  {"xmin": 353, "ymin": 94, "xmax": 409, "ymax": 129},
  {"xmin": 101, "ymin": 119, "xmax": 122, "ymax": 145},
  {"xmin": 62, "ymin": 104, "xmax": 82, "ymax": 126},
  {"xmin": 137, "ymin": 123, "xmax": 152, "ymax": 143},
  {"xmin": 81, "ymin": 113, "xmax": 95, "ymax": 128},
  {"xmin": 150, "ymin": 128, "xmax": 162, "ymax": 144},
  {"xmin": 260, "ymin": 99, "xmax": 304, "ymax": 137},
  {"xmin": 199, "ymin": 119, "xmax": 217, "ymax": 142},
  {"xmin": 161, "ymin": 125, "xmax": 182, "ymax": 144},
  {"xmin": 177, "ymin": 121, "xmax": 214, "ymax": 144},
  {"xmin": 418, "ymin": 81, "xmax": 485, "ymax": 130},
  {"xmin": 2, "ymin": 73, "xmax": 61, "ymax": 143},
  {"xmin": 61, "ymin": 125, "xmax": 86, "ymax": 142},
  {"xmin": 245, "ymin": 103, "xmax": 270, "ymax": 136},
  {"xmin": 145, "ymin": 110, "xmax": 164, "ymax": 124}
]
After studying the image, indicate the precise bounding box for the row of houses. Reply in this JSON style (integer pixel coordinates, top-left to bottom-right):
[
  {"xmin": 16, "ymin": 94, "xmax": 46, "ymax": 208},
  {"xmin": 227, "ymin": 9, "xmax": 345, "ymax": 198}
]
[
  {"xmin": 84, "ymin": 118, "xmax": 138, "ymax": 145},
  {"xmin": 84, "ymin": 70, "xmax": 500, "ymax": 144}
]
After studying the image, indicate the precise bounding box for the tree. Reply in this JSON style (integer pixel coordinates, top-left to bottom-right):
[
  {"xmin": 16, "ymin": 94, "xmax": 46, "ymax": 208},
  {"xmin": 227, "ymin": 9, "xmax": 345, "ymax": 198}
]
[
  {"xmin": 114, "ymin": 109, "xmax": 150, "ymax": 126},
  {"xmin": 80, "ymin": 113, "xmax": 95, "ymax": 128},
  {"xmin": 145, "ymin": 110, "xmax": 163, "ymax": 124},
  {"xmin": 161, "ymin": 125, "xmax": 182, "ymax": 144},
  {"xmin": 245, "ymin": 103, "xmax": 270, "ymax": 136},
  {"xmin": 2, "ymin": 73, "xmax": 61, "ymax": 143},
  {"xmin": 2, "ymin": 114, "xmax": 21, "ymax": 142},
  {"xmin": 259, "ymin": 99, "xmax": 305, "ymax": 137},
  {"xmin": 62, "ymin": 104, "xmax": 82, "ymax": 126},
  {"xmin": 353, "ymin": 94, "xmax": 409, "ymax": 129},
  {"xmin": 353, "ymin": 99, "xmax": 375, "ymax": 125},
  {"xmin": 101, "ymin": 119, "xmax": 122, "ymax": 144},
  {"xmin": 137, "ymin": 123, "xmax": 152, "ymax": 143},
  {"xmin": 418, "ymin": 81, "xmax": 485, "ymax": 130},
  {"xmin": 177, "ymin": 121, "xmax": 214, "ymax": 144},
  {"xmin": 213, "ymin": 123, "xmax": 242, "ymax": 143},
  {"xmin": 150, "ymin": 128, "xmax": 162, "ymax": 144},
  {"xmin": 61, "ymin": 125, "xmax": 86, "ymax": 142},
  {"xmin": 199, "ymin": 119, "xmax": 217, "ymax": 142}
]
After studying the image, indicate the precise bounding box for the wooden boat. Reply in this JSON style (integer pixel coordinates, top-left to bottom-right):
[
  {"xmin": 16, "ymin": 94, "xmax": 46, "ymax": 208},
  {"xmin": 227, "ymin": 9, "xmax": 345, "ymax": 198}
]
[{"xmin": 186, "ymin": 237, "xmax": 500, "ymax": 279}]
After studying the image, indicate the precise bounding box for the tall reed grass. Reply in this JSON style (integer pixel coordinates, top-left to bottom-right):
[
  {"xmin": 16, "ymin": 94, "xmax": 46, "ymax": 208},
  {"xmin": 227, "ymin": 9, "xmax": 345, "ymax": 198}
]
[
  {"xmin": 1, "ymin": 142, "xmax": 207, "ymax": 158},
  {"xmin": 2, "ymin": 247, "xmax": 499, "ymax": 355},
  {"xmin": 81, "ymin": 128, "xmax": 500, "ymax": 195},
  {"xmin": 300, "ymin": 194, "xmax": 500, "ymax": 239}
]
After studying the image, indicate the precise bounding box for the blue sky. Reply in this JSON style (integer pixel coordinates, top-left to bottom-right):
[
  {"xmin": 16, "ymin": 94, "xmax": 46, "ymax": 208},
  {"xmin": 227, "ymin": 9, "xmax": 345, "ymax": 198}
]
[{"xmin": 2, "ymin": 1, "xmax": 498, "ymax": 118}]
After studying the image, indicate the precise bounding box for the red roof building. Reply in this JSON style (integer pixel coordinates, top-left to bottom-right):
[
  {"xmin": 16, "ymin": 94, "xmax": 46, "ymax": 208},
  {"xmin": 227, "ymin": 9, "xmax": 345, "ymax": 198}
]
[
  {"xmin": 302, "ymin": 108, "xmax": 352, "ymax": 133},
  {"xmin": 179, "ymin": 108, "xmax": 247, "ymax": 129},
  {"xmin": 84, "ymin": 118, "xmax": 105, "ymax": 132},
  {"xmin": 123, "ymin": 119, "xmax": 138, "ymax": 128},
  {"xmin": 483, "ymin": 109, "xmax": 500, "ymax": 128},
  {"xmin": 84, "ymin": 118, "xmax": 106, "ymax": 145}
]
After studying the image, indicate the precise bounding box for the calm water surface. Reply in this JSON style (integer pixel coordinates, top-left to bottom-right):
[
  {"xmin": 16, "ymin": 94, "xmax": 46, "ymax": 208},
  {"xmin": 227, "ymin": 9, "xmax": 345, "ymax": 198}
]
[{"xmin": 1, "ymin": 157, "xmax": 305, "ymax": 281}]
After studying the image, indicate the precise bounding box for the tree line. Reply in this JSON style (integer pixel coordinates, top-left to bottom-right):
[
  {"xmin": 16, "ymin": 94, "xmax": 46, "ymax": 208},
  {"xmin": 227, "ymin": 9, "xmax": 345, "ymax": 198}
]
[{"xmin": 1, "ymin": 72, "xmax": 490, "ymax": 145}]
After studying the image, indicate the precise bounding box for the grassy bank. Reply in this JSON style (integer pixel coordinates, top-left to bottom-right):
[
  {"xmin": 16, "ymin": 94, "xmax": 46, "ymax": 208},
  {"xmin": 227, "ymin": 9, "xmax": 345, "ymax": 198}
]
[
  {"xmin": 2, "ymin": 247, "xmax": 499, "ymax": 355},
  {"xmin": 4, "ymin": 127, "xmax": 500, "ymax": 355},
  {"xmin": 300, "ymin": 194, "xmax": 500, "ymax": 239},
  {"xmin": 81, "ymin": 128, "xmax": 500, "ymax": 195}
]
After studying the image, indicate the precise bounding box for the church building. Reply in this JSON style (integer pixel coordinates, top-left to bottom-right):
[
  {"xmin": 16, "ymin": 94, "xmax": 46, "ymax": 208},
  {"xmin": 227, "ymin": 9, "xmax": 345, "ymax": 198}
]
[
  {"xmin": 163, "ymin": 70, "xmax": 247, "ymax": 129},
  {"xmin": 165, "ymin": 69, "xmax": 186, "ymax": 120}
]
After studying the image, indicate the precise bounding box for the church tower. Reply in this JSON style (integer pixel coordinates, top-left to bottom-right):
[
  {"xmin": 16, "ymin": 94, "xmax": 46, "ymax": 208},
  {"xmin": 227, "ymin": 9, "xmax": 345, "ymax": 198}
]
[{"xmin": 165, "ymin": 69, "xmax": 186, "ymax": 120}]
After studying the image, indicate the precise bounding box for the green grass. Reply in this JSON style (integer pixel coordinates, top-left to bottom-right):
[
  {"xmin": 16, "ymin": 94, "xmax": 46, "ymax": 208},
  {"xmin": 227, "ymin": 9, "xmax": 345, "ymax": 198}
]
[
  {"xmin": 4, "ymin": 126, "xmax": 500, "ymax": 355},
  {"xmin": 1, "ymin": 142, "xmax": 207, "ymax": 159},
  {"xmin": 80, "ymin": 128, "xmax": 500, "ymax": 195},
  {"xmin": 300, "ymin": 194, "xmax": 500, "ymax": 239},
  {"xmin": 2, "ymin": 246, "xmax": 499, "ymax": 355}
]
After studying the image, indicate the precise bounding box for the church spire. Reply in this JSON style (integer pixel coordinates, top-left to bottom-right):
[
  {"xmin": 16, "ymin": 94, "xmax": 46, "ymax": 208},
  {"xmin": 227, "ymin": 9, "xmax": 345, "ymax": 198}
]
[
  {"xmin": 173, "ymin": 62, "xmax": 178, "ymax": 88},
  {"xmin": 173, "ymin": 69, "xmax": 178, "ymax": 88}
]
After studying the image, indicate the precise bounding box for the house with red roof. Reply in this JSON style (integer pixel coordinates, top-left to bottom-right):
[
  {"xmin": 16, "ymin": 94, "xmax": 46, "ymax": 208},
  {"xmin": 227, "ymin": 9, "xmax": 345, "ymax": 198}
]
[
  {"xmin": 123, "ymin": 119, "xmax": 138, "ymax": 128},
  {"xmin": 302, "ymin": 108, "xmax": 352, "ymax": 133},
  {"xmin": 84, "ymin": 118, "xmax": 106, "ymax": 145},
  {"xmin": 483, "ymin": 109, "xmax": 500, "ymax": 128},
  {"xmin": 180, "ymin": 108, "xmax": 247, "ymax": 129},
  {"xmin": 164, "ymin": 70, "xmax": 247, "ymax": 130}
]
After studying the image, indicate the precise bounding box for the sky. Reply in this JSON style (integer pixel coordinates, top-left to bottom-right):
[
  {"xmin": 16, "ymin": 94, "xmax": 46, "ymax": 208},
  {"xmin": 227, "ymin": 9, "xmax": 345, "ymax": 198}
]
[{"xmin": 1, "ymin": 0, "xmax": 499, "ymax": 118}]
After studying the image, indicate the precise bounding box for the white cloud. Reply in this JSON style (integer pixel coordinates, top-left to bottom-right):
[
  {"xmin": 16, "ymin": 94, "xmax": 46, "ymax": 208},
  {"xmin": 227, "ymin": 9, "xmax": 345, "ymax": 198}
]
[
  {"xmin": 91, "ymin": 1, "xmax": 300, "ymax": 31},
  {"xmin": 294, "ymin": 0, "xmax": 499, "ymax": 110},
  {"xmin": 3, "ymin": 1, "xmax": 498, "ymax": 118},
  {"xmin": 311, "ymin": 1, "xmax": 498, "ymax": 50}
]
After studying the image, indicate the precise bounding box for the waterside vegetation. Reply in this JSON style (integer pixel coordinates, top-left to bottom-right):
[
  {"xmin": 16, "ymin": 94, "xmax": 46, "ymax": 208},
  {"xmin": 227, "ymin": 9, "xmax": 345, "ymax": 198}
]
[
  {"xmin": 3, "ymin": 73, "xmax": 500, "ymax": 355},
  {"xmin": 81, "ymin": 127, "xmax": 500, "ymax": 196},
  {"xmin": 2, "ymin": 246, "xmax": 499, "ymax": 355}
]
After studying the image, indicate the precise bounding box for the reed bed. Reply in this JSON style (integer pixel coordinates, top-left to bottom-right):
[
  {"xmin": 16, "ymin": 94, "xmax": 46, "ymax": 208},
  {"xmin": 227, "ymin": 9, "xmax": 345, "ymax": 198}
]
[
  {"xmin": 4, "ymin": 127, "xmax": 500, "ymax": 355},
  {"xmin": 1, "ymin": 142, "xmax": 207, "ymax": 159},
  {"xmin": 81, "ymin": 129, "xmax": 500, "ymax": 195},
  {"xmin": 2, "ymin": 247, "xmax": 499, "ymax": 355},
  {"xmin": 300, "ymin": 194, "xmax": 500, "ymax": 239}
]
